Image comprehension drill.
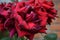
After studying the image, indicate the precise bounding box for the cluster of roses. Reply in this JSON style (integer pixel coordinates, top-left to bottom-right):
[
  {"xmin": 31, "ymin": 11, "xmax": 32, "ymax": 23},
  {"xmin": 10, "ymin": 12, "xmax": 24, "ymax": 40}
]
[{"xmin": 0, "ymin": 0, "xmax": 57, "ymax": 40}]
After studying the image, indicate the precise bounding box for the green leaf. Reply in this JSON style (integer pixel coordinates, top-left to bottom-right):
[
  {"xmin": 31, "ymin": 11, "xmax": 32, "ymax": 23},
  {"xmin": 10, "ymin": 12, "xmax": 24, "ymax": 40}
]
[
  {"xmin": 19, "ymin": 37, "xmax": 25, "ymax": 40},
  {"xmin": 11, "ymin": 34, "xmax": 17, "ymax": 40},
  {"xmin": 0, "ymin": 31, "xmax": 9, "ymax": 40},
  {"xmin": 11, "ymin": 0, "xmax": 15, "ymax": 2},
  {"xmin": 1, "ymin": 37, "xmax": 10, "ymax": 40},
  {"xmin": 0, "ymin": 31, "xmax": 4, "ymax": 39},
  {"xmin": 4, "ymin": 30, "xmax": 9, "ymax": 37},
  {"xmin": 44, "ymin": 33, "xmax": 57, "ymax": 40},
  {"xmin": 17, "ymin": 37, "xmax": 25, "ymax": 40},
  {"xmin": 12, "ymin": 34, "xmax": 25, "ymax": 40}
]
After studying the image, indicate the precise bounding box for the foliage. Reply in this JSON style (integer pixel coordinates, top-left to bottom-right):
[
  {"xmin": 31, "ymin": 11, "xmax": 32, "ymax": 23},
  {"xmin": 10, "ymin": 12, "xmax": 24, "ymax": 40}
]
[
  {"xmin": 0, "ymin": 31, "xmax": 25, "ymax": 40},
  {"xmin": 44, "ymin": 33, "xmax": 57, "ymax": 40},
  {"xmin": 11, "ymin": 0, "xmax": 14, "ymax": 2}
]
